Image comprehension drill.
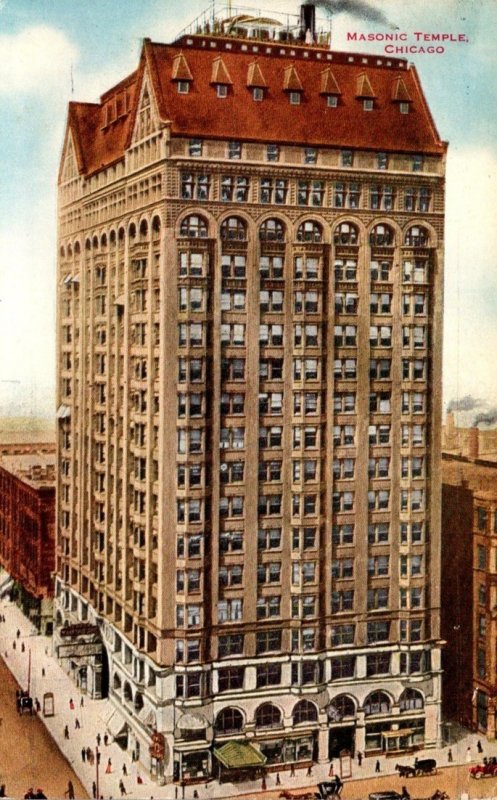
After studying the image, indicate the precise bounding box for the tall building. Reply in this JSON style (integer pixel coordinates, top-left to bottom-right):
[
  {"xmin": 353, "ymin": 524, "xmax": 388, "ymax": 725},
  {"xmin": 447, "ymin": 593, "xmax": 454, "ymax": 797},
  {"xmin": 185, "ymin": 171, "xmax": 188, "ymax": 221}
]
[{"xmin": 56, "ymin": 5, "xmax": 447, "ymax": 785}]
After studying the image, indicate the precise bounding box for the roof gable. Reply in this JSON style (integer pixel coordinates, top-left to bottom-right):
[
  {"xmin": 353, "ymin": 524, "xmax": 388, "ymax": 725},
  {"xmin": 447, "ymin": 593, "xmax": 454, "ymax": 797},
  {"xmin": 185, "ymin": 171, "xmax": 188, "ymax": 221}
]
[
  {"xmin": 59, "ymin": 127, "xmax": 80, "ymax": 182},
  {"xmin": 247, "ymin": 60, "xmax": 267, "ymax": 88},
  {"xmin": 320, "ymin": 67, "xmax": 341, "ymax": 96},
  {"xmin": 356, "ymin": 72, "xmax": 375, "ymax": 98},
  {"xmin": 283, "ymin": 63, "xmax": 303, "ymax": 92},
  {"xmin": 211, "ymin": 56, "xmax": 232, "ymax": 85},
  {"xmin": 171, "ymin": 52, "xmax": 193, "ymax": 82}
]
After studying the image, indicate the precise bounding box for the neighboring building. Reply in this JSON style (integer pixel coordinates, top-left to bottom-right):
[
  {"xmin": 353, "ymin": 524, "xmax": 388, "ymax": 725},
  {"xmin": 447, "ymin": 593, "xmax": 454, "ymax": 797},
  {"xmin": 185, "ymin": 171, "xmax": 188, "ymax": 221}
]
[
  {"xmin": 0, "ymin": 449, "xmax": 56, "ymax": 634},
  {"xmin": 442, "ymin": 412, "xmax": 497, "ymax": 461},
  {"xmin": 442, "ymin": 453, "xmax": 497, "ymax": 736},
  {"xmin": 56, "ymin": 4, "xmax": 446, "ymax": 784}
]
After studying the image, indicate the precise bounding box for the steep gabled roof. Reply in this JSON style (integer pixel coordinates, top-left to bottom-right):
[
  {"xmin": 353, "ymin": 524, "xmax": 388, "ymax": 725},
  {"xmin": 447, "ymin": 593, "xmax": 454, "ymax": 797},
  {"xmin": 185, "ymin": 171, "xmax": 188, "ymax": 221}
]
[{"xmin": 62, "ymin": 36, "xmax": 446, "ymax": 179}]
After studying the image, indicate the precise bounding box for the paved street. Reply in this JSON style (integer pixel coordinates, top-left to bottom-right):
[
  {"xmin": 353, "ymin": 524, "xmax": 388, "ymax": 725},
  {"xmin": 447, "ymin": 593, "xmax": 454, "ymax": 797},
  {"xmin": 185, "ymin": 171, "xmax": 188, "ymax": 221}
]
[{"xmin": 0, "ymin": 654, "xmax": 86, "ymax": 799}]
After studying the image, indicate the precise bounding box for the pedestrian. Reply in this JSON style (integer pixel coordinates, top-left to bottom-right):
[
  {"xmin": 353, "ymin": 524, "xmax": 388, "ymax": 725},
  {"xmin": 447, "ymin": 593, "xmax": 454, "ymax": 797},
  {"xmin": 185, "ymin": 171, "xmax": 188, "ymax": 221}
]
[
  {"xmin": 97, "ymin": 751, "xmax": 101, "ymax": 765},
  {"xmin": 276, "ymin": 772, "xmax": 281, "ymax": 785},
  {"xmin": 261, "ymin": 776, "xmax": 266, "ymax": 791},
  {"xmin": 104, "ymin": 734, "xmax": 109, "ymax": 746},
  {"xmin": 290, "ymin": 763, "xmax": 295, "ymax": 777},
  {"xmin": 375, "ymin": 759, "xmax": 381, "ymax": 773},
  {"xmin": 478, "ymin": 739, "xmax": 483, "ymax": 754},
  {"xmin": 106, "ymin": 757, "xmax": 112, "ymax": 774},
  {"xmin": 329, "ymin": 760, "xmax": 334, "ymax": 777},
  {"xmin": 21, "ymin": 642, "xmax": 25, "ymax": 653},
  {"xmin": 12, "ymin": 641, "xmax": 16, "ymax": 650},
  {"xmin": 119, "ymin": 780, "xmax": 126, "ymax": 797},
  {"xmin": 65, "ymin": 781, "xmax": 75, "ymax": 800},
  {"xmin": 92, "ymin": 782, "xmax": 97, "ymax": 800},
  {"xmin": 357, "ymin": 751, "xmax": 363, "ymax": 766},
  {"xmin": 64, "ymin": 724, "xmax": 69, "ymax": 740},
  {"xmin": 96, "ymin": 733, "xmax": 101, "ymax": 747},
  {"xmin": 335, "ymin": 775, "xmax": 343, "ymax": 795},
  {"xmin": 80, "ymin": 696, "xmax": 84, "ymax": 707},
  {"xmin": 16, "ymin": 629, "xmax": 20, "ymax": 639},
  {"xmin": 466, "ymin": 746, "xmax": 472, "ymax": 763},
  {"xmin": 69, "ymin": 698, "xmax": 75, "ymax": 710},
  {"xmin": 448, "ymin": 748, "xmax": 453, "ymax": 763},
  {"xmin": 82, "ymin": 748, "xmax": 86, "ymax": 762},
  {"xmin": 122, "ymin": 765, "xmax": 127, "ymax": 777},
  {"xmin": 306, "ymin": 765, "xmax": 313, "ymax": 777},
  {"xmin": 75, "ymin": 717, "xmax": 81, "ymax": 729},
  {"xmin": 193, "ymin": 791, "xmax": 199, "ymax": 800},
  {"xmin": 35, "ymin": 698, "xmax": 41, "ymax": 713},
  {"xmin": 41, "ymin": 667, "xmax": 45, "ymax": 678},
  {"xmin": 137, "ymin": 774, "xmax": 143, "ymax": 785}
]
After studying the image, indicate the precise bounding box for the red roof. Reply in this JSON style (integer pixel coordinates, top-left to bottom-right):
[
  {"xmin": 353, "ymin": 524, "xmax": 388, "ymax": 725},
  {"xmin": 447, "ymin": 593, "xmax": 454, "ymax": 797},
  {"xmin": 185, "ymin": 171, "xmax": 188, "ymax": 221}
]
[{"xmin": 65, "ymin": 35, "xmax": 445, "ymax": 178}]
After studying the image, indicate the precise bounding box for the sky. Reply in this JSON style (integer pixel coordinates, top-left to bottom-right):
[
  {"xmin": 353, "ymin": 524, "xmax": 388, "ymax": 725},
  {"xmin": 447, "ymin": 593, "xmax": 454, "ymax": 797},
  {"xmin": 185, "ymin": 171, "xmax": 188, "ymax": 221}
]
[{"xmin": 0, "ymin": 0, "xmax": 495, "ymax": 421}]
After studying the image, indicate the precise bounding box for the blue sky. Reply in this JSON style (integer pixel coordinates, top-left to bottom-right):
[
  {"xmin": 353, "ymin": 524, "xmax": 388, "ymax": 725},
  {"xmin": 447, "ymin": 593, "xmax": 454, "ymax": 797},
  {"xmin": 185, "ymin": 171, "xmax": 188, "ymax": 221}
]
[{"xmin": 0, "ymin": 0, "xmax": 495, "ymax": 419}]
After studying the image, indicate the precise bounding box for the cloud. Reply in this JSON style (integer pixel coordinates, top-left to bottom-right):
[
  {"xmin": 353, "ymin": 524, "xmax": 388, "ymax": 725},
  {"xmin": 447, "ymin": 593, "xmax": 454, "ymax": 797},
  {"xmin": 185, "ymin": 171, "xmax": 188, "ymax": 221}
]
[{"xmin": 0, "ymin": 25, "xmax": 78, "ymax": 94}]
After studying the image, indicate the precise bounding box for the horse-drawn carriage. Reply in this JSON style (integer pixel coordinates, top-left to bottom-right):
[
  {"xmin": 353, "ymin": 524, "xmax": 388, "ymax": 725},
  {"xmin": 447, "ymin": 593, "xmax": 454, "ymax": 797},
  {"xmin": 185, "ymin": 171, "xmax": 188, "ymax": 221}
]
[{"xmin": 396, "ymin": 759, "xmax": 437, "ymax": 778}]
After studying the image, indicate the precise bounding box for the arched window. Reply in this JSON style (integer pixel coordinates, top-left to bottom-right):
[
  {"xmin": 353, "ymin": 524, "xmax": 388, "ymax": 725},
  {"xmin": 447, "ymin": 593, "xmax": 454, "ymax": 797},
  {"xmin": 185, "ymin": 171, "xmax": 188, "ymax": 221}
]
[
  {"xmin": 113, "ymin": 673, "xmax": 122, "ymax": 691},
  {"xmin": 221, "ymin": 216, "xmax": 247, "ymax": 241},
  {"xmin": 255, "ymin": 703, "xmax": 282, "ymax": 729},
  {"xmin": 364, "ymin": 691, "xmax": 391, "ymax": 716},
  {"xmin": 327, "ymin": 695, "xmax": 356, "ymax": 722},
  {"xmin": 297, "ymin": 220, "xmax": 323, "ymax": 243},
  {"xmin": 370, "ymin": 223, "xmax": 394, "ymax": 247},
  {"xmin": 74, "ymin": 241, "xmax": 81, "ymax": 254},
  {"xmin": 134, "ymin": 692, "xmax": 144, "ymax": 712},
  {"xmin": 399, "ymin": 689, "xmax": 424, "ymax": 712},
  {"xmin": 293, "ymin": 699, "xmax": 318, "ymax": 725},
  {"xmin": 128, "ymin": 223, "xmax": 137, "ymax": 240},
  {"xmin": 259, "ymin": 218, "xmax": 285, "ymax": 242},
  {"xmin": 100, "ymin": 233, "xmax": 107, "ymax": 249},
  {"xmin": 214, "ymin": 707, "xmax": 244, "ymax": 734},
  {"xmin": 180, "ymin": 215, "xmax": 208, "ymax": 239},
  {"xmin": 152, "ymin": 216, "xmax": 161, "ymax": 238},
  {"xmin": 92, "ymin": 235, "xmax": 99, "ymax": 249},
  {"xmin": 123, "ymin": 682, "xmax": 133, "ymax": 702},
  {"xmin": 405, "ymin": 225, "xmax": 429, "ymax": 247},
  {"xmin": 334, "ymin": 222, "xmax": 358, "ymax": 245}
]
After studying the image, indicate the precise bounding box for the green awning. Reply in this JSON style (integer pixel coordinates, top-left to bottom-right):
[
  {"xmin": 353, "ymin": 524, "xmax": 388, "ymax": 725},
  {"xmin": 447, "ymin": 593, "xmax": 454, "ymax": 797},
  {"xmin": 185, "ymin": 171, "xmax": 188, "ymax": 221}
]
[{"xmin": 213, "ymin": 742, "xmax": 267, "ymax": 769}]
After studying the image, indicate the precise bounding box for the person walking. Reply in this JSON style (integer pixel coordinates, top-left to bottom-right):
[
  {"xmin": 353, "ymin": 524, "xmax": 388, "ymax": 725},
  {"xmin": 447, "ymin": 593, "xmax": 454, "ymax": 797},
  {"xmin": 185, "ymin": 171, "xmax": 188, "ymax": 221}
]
[
  {"xmin": 357, "ymin": 751, "xmax": 363, "ymax": 766},
  {"xmin": 122, "ymin": 765, "xmax": 128, "ymax": 777},
  {"xmin": 82, "ymin": 748, "xmax": 86, "ymax": 763},
  {"xmin": 375, "ymin": 759, "xmax": 381, "ymax": 773},
  {"xmin": 106, "ymin": 757, "xmax": 112, "ymax": 774},
  {"xmin": 69, "ymin": 698, "xmax": 75, "ymax": 710},
  {"xmin": 92, "ymin": 782, "xmax": 97, "ymax": 800},
  {"xmin": 276, "ymin": 772, "xmax": 281, "ymax": 785},
  {"xmin": 261, "ymin": 776, "xmax": 267, "ymax": 791},
  {"xmin": 119, "ymin": 780, "xmax": 127, "ymax": 797},
  {"xmin": 329, "ymin": 760, "xmax": 334, "ymax": 777},
  {"xmin": 64, "ymin": 724, "xmax": 70, "ymax": 740},
  {"xmin": 75, "ymin": 718, "xmax": 81, "ymax": 729},
  {"xmin": 80, "ymin": 696, "xmax": 84, "ymax": 707},
  {"xmin": 448, "ymin": 748, "xmax": 453, "ymax": 763},
  {"xmin": 466, "ymin": 746, "xmax": 472, "ymax": 763},
  {"xmin": 290, "ymin": 763, "xmax": 295, "ymax": 777},
  {"xmin": 16, "ymin": 629, "xmax": 20, "ymax": 639},
  {"xmin": 65, "ymin": 781, "xmax": 75, "ymax": 800},
  {"xmin": 477, "ymin": 740, "xmax": 483, "ymax": 754},
  {"xmin": 96, "ymin": 733, "xmax": 101, "ymax": 747},
  {"xmin": 104, "ymin": 734, "xmax": 109, "ymax": 746},
  {"xmin": 306, "ymin": 765, "xmax": 313, "ymax": 777},
  {"xmin": 41, "ymin": 667, "xmax": 45, "ymax": 678}
]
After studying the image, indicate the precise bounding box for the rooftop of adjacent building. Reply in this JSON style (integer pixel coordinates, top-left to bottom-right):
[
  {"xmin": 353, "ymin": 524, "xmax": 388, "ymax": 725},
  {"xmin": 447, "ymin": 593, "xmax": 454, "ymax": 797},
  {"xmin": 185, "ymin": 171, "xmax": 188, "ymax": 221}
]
[{"xmin": 0, "ymin": 452, "xmax": 56, "ymax": 490}]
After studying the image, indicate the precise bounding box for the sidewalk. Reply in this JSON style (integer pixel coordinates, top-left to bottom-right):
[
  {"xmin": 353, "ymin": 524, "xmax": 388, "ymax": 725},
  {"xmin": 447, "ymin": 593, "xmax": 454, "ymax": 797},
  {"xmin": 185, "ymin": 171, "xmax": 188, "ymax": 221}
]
[{"xmin": 0, "ymin": 597, "xmax": 494, "ymax": 800}]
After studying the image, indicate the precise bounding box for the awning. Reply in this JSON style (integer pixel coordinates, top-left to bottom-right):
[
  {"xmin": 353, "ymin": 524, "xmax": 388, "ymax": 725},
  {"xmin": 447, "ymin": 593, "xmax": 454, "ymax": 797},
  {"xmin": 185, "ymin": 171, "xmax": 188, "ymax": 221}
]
[
  {"xmin": 56, "ymin": 404, "xmax": 71, "ymax": 420},
  {"xmin": 0, "ymin": 578, "xmax": 14, "ymax": 598},
  {"xmin": 383, "ymin": 728, "xmax": 414, "ymax": 739},
  {"xmin": 107, "ymin": 709, "xmax": 128, "ymax": 739},
  {"xmin": 138, "ymin": 706, "xmax": 156, "ymax": 728},
  {"xmin": 177, "ymin": 713, "xmax": 208, "ymax": 731},
  {"xmin": 213, "ymin": 742, "xmax": 266, "ymax": 770}
]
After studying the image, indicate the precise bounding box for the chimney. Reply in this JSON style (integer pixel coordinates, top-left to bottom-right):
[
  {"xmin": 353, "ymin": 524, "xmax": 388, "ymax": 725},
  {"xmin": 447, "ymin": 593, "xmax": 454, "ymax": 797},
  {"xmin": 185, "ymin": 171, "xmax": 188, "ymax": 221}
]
[
  {"xmin": 468, "ymin": 426, "xmax": 479, "ymax": 459},
  {"xmin": 300, "ymin": 3, "xmax": 316, "ymax": 43}
]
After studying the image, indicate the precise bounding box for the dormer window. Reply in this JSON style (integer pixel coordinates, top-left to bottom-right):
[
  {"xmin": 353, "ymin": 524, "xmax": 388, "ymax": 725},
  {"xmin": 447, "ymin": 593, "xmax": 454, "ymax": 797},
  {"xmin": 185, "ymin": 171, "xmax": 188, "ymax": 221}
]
[
  {"xmin": 267, "ymin": 144, "xmax": 279, "ymax": 162},
  {"xmin": 363, "ymin": 99, "xmax": 374, "ymax": 111},
  {"xmin": 177, "ymin": 81, "xmax": 190, "ymax": 95},
  {"xmin": 189, "ymin": 139, "xmax": 203, "ymax": 158},
  {"xmin": 341, "ymin": 150, "xmax": 353, "ymax": 168},
  {"xmin": 400, "ymin": 102, "xmax": 409, "ymax": 114},
  {"xmin": 377, "ymin": 152, "xmax": 388, "ymax": 170},
  {"xmin": 289, "ymin": 91, "xmax": 301, "ymax": 106},
  {"xmin": 327, "ymin": 95, "xmax": 338, "ymax": 108},
  {"xmin": 412, "ymin": 155, "xmax": 423, "ymax": 172},
  {"xmin": 304, "ymin": 148, "xmax": 317, "ymax": 165},
  {"xmin": 217, "ymin": 84, "xmax": 228, "ymax": 98},
  {"xmin": 253, "ymin": 87, "xmax": 264, "ymax": 101}
]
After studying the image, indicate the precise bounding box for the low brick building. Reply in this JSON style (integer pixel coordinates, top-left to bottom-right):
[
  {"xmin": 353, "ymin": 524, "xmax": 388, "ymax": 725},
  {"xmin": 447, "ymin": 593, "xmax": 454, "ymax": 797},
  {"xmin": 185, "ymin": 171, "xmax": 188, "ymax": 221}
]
[{"xmin": 0, "ymin": 449, "xmax": 56, "ymax": 634}]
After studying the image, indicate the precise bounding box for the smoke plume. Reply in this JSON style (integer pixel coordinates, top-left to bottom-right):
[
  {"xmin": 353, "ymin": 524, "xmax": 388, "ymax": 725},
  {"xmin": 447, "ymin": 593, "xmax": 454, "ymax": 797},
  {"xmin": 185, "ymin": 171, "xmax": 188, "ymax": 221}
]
[
  {"xmin": 473, "ymin": 409, "xmax": 497, "ymax": 428},
  {"xmin": 308, "ymin": 0, "xmax": 391, "ymax": 26},
  {"xmin": 446, "ymin": 395, "xmax": 482, "ymax": 413}
]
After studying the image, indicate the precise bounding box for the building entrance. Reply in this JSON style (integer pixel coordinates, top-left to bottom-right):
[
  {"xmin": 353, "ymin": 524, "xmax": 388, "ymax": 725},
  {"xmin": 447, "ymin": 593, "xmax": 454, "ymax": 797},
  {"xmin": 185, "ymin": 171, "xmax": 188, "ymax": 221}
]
[{"xmin": 329, "ymin": 726, "xmax": 355, "ymax": 759}]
